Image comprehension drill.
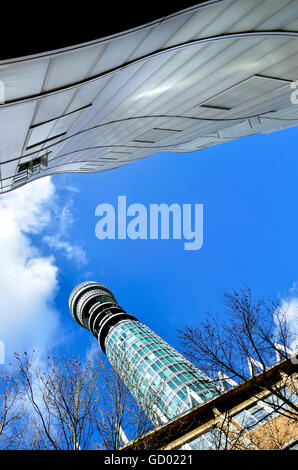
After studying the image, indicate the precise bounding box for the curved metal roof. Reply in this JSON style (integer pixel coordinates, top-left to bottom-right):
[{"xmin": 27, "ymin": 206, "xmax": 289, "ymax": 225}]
[{"xmin": 1, "ymin": 0, "xmax": 298, "ymax": 193}]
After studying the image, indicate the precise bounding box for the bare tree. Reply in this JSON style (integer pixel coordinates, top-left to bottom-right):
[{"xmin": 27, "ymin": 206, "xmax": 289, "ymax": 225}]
[
  {"xmin": 178, "ymin": 286, "xmax": 298, "ymax": 423},
  {"xmin": 10, "ymin": 349, "xmax": 156, "ymax": 450},
  {"xmin": 14, "ymin": 351, "xmax": 103, "ymax": 450},
  {"xmin": 93, "ymin": 356, "xmax": 155, "ymax": 450},
  {"xmin": 0, "ymin": 365, "xmax": 26, "ymax": 449}
]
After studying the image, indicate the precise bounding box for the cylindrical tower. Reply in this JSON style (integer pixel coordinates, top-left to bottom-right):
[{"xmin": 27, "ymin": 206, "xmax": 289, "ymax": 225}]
[{"xmin": 69, "ymin": 281, "xmax": 218, "ymax": 424}]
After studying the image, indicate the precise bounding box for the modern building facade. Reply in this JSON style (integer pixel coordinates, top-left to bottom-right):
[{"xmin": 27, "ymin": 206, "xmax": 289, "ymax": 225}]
[
  {"xmin": 69, "ymin": 281, "xmax": 219, "ymax": 425},
  {"xmin": 1, "ymin": 0, "xmax": 298, "ymax": 194}
]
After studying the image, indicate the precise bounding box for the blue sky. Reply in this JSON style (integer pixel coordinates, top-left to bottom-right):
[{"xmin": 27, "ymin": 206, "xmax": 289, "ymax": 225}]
[{"xmin": 0, "ymin": 125, "xmax": 297, "ymax": 363}]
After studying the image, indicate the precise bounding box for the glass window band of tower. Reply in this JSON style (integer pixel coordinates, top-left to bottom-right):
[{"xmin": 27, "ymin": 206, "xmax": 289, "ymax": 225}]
[
  {"xmin": 97, "ymin": 313, "xmax": 139, "ymax": 353},
  {"xmin": 105, "ymin": 320, "xmax": 218, "ymax": 422},
  {"xmin": 106, "ymin": 320, "xmax": 216, "ymax": 393},
  {"xmin": 106, "ymin": 325, "xmax": 211, "ymax": 421},
  {"xmin": 109, "ymin": 348, "xmax": 216, "ymax": 419},
  {"xmin": 85, "ymin": 300, "xmax": 139, "ymax": 353}
]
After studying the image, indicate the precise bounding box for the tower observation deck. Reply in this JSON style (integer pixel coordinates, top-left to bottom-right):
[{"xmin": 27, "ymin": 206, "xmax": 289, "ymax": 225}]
[{"xmin": 69, "ymin": 281, "xmax": 218, "ymax": 425}]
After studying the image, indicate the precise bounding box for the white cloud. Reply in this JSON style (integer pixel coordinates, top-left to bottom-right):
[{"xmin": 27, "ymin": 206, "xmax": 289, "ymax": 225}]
[
  {"xmin": 276, "ymin": 283, "xmax": 298, "ymax": 352},
  {"xmin": 43, "ymin": 197, "xmax": 87, "ymax": 266},
  {"xmin": 65, "ymin": 185, "xmax": 80, "ymax": 194},
  {"xmin": 0, "ymin": 177, "xmax": 60, "ymax": 359},
  {"xmin": 44, "ymin": 236, "xmax": 87, "ymax": 266}
]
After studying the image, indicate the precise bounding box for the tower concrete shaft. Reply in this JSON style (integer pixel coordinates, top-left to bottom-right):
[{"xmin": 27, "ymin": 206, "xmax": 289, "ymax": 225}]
[{"xmin": 69, "ymin": 281, "xmax": 218, "ymax": 424}]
